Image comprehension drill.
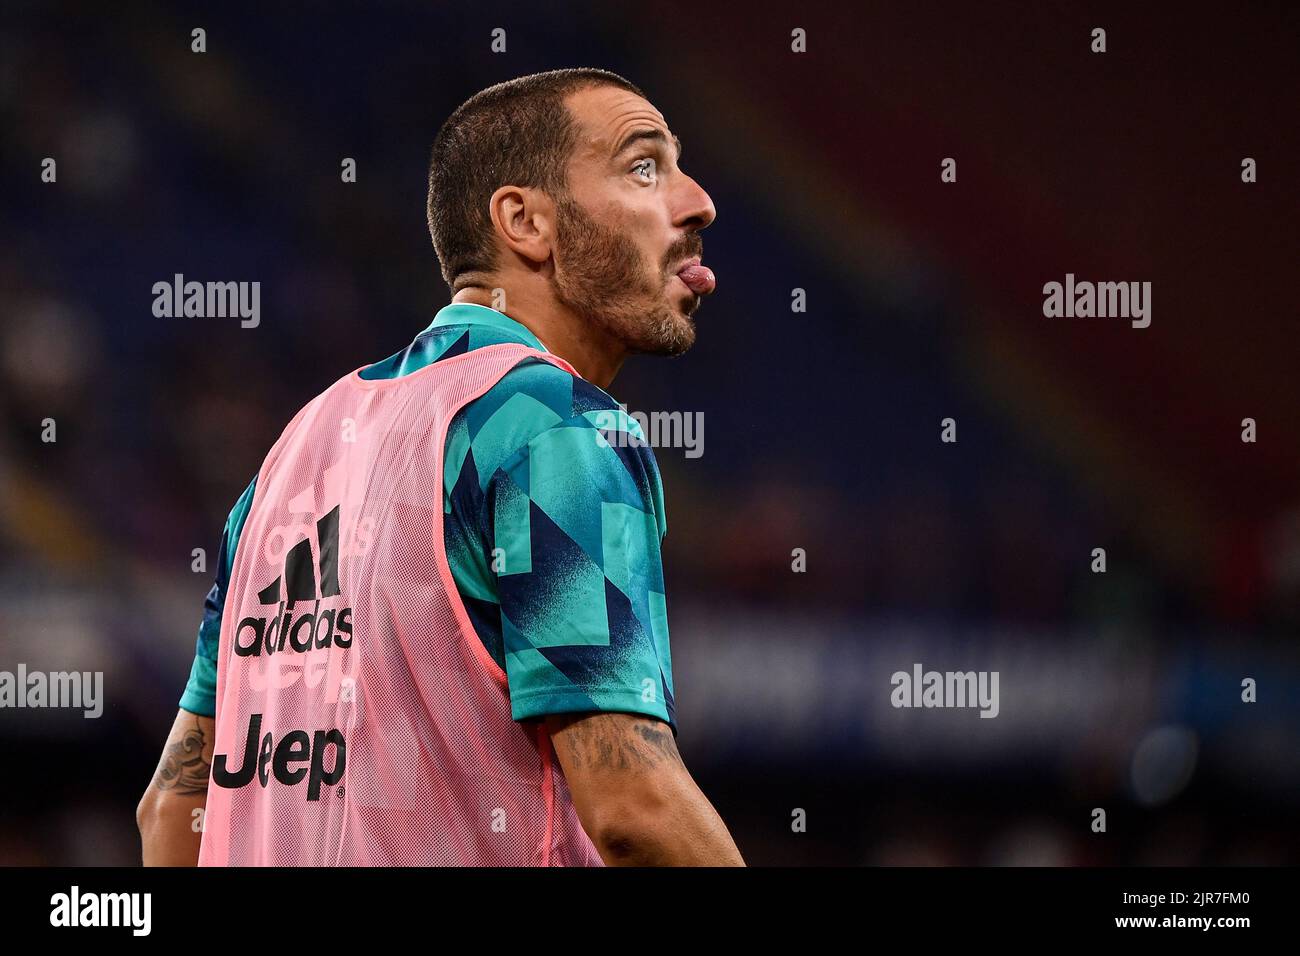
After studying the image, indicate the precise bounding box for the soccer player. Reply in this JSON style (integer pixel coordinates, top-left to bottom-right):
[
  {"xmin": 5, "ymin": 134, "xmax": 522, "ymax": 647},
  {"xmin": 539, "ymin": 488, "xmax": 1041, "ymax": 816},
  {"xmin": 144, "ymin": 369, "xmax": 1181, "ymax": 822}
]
[{"xmin": 136, "ymin": 68, "xmax": 744, "ymax": 866}]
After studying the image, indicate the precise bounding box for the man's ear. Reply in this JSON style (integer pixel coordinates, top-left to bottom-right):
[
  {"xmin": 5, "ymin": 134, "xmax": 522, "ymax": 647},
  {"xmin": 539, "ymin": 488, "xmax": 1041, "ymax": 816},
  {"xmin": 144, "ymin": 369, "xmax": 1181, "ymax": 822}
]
[{"xmin": 488, "ymin": 185, "xmax": 554, "ymax": 266}]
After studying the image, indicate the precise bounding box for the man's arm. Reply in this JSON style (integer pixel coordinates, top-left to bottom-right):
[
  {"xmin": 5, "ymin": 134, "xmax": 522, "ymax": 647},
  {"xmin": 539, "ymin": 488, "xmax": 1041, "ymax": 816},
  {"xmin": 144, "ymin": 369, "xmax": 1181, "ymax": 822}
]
[
  {"xmin": 545, "ymin": 711, "xmax": 744, "ymax": 866},
  {"xmin": 137, "ymin": 708, "xmax": 213, "ymax": 866},
  {"xmin": 142, "ymin": 478, "xmax": 253, "ymax": 865}
]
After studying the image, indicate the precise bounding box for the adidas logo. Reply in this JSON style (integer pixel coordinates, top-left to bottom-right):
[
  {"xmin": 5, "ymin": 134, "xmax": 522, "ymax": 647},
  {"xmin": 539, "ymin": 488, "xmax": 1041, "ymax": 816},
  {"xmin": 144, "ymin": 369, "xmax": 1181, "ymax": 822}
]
[{"xmin": 235, "ymin": 505, "xmax": 354, "ymax": 658}]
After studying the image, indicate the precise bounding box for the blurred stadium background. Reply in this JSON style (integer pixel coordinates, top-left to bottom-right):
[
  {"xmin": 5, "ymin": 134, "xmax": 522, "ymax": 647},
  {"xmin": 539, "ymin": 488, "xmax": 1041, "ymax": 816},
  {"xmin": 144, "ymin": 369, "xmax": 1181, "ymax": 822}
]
[{"xmin": 1, "ymin": 1, "xmax": 1297, "ymax": 864}]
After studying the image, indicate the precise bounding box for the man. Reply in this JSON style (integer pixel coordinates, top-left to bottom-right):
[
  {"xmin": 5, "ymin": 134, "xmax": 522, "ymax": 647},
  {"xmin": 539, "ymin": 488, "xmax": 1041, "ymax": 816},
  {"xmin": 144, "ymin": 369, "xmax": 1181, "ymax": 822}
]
[{"xmin": 137, "ymin": 68, "xmax": 744, "ymax": 866}]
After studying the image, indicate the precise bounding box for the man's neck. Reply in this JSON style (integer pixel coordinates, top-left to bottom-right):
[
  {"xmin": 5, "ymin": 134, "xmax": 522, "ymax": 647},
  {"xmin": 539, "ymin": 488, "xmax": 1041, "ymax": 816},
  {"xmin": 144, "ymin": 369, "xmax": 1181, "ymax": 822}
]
[{"xmin": 451, "ymin": 285, "xmax": 625, "ymax": 389}]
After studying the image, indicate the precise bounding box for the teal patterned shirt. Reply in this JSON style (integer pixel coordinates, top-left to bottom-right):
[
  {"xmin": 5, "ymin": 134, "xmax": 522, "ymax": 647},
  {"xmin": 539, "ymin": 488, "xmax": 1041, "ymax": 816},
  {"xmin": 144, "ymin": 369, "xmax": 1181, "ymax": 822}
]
[{"xmin": 180, "ymin": 303, "xmax": 676, "ymax": 731}]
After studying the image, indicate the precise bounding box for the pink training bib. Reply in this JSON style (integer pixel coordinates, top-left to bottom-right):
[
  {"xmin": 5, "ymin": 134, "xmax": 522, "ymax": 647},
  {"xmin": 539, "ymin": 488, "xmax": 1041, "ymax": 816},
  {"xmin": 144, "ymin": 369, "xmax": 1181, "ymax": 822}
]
[{"xmin": 198, "ymin": 343, "xmax": 604, "ymax": 866}]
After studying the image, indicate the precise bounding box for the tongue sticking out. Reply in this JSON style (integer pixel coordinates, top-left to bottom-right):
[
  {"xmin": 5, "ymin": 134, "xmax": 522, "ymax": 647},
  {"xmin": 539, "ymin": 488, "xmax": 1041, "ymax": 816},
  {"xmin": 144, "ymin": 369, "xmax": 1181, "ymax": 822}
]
[{"xmin": 677, "ymin": 263, "xmax": 716, "ymax": 296}]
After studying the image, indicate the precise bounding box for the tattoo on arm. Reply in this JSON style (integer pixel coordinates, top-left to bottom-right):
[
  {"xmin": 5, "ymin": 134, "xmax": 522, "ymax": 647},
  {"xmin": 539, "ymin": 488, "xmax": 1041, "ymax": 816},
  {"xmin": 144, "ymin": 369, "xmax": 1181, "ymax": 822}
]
[
  {"xmin": 153, "ymin": 716, "xmax": 211, "ymax": 795},
  {"xmin": 554, "ymin": 714, "xmax": 682, "ymax": 772},
  {"xmin": 632, "ymin": 721, "xmax": 679, "ymax": 762}
]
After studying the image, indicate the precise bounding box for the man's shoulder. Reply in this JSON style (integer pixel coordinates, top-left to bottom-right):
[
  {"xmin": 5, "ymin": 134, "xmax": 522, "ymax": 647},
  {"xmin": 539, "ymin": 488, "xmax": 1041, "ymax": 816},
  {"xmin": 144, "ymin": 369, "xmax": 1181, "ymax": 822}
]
[
  {"xmin": 452, "ymin": 351, "xmax": 632, "ymax": 476},
  {"xmin": 477, "ymin": 354, "xmax": 622, "ymax": 420}
]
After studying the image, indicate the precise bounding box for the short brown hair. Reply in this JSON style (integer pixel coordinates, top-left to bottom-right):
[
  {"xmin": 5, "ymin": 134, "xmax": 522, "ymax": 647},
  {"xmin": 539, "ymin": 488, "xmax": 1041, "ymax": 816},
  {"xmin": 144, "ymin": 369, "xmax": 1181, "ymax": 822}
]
[{"xmin": 427, "ymin": 68, "xmax": 646, "ymax": 291}]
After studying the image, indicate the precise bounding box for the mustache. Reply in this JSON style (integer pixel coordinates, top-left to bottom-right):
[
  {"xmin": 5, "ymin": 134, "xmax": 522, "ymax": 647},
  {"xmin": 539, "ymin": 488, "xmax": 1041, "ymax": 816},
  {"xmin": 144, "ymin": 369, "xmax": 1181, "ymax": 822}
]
[{"xmin": 663, "ymin": 235, "xmax": 704, "ymax": 273}]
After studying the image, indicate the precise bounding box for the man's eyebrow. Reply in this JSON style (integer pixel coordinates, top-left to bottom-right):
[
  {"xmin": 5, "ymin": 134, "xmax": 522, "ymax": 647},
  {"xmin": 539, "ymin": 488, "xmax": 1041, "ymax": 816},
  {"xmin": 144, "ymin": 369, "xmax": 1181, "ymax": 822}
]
[{"xmin": 613, "ymin": 128, "xmax": 683, "ymax": 162}]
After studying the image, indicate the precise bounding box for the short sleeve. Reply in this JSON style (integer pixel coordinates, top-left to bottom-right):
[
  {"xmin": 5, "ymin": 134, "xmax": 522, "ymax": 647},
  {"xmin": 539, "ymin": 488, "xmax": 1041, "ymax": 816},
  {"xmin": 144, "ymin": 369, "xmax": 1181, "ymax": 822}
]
[
  {"xmin": 179, "ymin": 476, "xmax": 257, "ymax": 716},
  {"xmin": 488, "ymin": 406, "xmax": 677, "ymax": 733}
]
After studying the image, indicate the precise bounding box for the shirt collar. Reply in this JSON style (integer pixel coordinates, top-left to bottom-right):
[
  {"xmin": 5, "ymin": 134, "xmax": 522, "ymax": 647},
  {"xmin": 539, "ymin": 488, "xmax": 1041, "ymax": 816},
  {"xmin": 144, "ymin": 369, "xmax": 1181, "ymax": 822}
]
[{"xmin": 423, "ymin": 302, "xmax": 549, "ymax": 353}]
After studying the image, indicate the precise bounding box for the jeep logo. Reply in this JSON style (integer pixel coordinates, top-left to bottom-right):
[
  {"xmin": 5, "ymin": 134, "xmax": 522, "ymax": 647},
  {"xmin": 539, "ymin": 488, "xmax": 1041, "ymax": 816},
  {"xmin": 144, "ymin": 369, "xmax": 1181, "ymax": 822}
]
[{"xmin": 212, "ymin": 713, "xmax": 346, "ymax": 801}]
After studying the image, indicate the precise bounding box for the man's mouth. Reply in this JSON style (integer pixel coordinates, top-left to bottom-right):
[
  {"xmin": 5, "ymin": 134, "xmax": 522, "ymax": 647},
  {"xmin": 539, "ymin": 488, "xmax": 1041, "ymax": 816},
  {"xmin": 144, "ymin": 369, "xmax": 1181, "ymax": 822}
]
[{"xmin": 674, "ymin": 256, "xmax": 716, "ymax": 296}]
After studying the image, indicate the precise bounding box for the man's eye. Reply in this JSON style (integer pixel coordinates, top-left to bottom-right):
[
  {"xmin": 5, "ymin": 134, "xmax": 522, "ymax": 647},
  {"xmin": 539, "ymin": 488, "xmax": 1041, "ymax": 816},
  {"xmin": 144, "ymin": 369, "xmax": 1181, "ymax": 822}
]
[{"xmin": 632, "ymin": 158, "xmax": 657, "ymax": 181}]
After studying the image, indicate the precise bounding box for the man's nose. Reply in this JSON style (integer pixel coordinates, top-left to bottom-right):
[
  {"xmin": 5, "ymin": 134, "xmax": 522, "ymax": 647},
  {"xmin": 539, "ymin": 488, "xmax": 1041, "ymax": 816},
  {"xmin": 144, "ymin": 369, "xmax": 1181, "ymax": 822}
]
[{"xmin": 674, "ymin": 175, "xmax": 716, "ymax": 231}]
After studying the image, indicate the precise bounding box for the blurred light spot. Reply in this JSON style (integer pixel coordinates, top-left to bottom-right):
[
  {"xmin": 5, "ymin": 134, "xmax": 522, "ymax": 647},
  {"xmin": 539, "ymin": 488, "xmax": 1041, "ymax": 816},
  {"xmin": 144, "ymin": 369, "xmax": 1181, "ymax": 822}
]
[
  {"xmin": 63, "ymin": 110, "xmax": 139, "ymax": 198},
  {"xmin": 1131, "ymin": 724, "xmax": 1198, "ymax": 807},
  {"xmin": 2, "ymin": 297, "xmax": 96, "ymax": 395},
  {"xmin": 985, "ymin": 822, "xmax": 1071, "ymax": 866}
]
